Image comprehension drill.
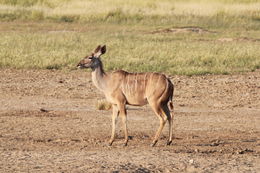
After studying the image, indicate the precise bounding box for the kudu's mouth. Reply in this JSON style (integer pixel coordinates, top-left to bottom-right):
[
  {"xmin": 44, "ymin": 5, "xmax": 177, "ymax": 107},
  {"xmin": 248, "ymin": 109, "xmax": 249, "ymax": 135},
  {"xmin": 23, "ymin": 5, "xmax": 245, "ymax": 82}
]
[
  {"xmin": 77, "ymin": 63, "xmax": 85, "ymax": 69},
  {"xmin": 77, "ymin": 63, "xmax": 91, "ymax": 69}
]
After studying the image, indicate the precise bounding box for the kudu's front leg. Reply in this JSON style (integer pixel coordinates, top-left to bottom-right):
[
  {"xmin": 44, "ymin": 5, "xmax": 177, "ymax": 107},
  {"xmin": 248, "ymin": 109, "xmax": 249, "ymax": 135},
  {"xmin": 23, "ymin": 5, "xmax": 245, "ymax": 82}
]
[
  {"xmin": 109, "ymin": 105, "xmax": 119, "ymax": 146},
  {"xmin": 119, "ymin": 104, "xmax": 128, "ymax": 146}
]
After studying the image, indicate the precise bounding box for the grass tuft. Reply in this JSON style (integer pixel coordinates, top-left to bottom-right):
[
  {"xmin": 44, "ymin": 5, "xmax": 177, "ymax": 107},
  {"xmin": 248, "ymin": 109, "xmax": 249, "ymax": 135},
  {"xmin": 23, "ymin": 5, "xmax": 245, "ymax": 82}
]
[{"xmin": 96, "ymin": 100, "xmax": 112, "ymax": 110}]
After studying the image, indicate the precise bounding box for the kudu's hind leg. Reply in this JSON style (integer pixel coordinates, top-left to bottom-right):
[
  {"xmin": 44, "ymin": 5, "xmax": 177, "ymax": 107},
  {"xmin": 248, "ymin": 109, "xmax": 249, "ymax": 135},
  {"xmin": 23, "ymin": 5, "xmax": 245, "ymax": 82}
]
[
  {"xmin": 150, "ymin": 102, "xmax": 167, "ymax": 147},
  {"xmin": 162, "ymin": 104, "xmax": 173, "ymax": 145},
  {"xmin": 109, "ymin": 105, "xmax": 119, "ymax": 146}
]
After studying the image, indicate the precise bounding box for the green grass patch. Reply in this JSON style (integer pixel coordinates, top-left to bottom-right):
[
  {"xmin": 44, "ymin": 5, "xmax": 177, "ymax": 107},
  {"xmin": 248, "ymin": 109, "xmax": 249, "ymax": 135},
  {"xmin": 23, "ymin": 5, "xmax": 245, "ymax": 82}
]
[{"xmin": 0, "ymin": 23, "xmax": 259, "ymax": 75}]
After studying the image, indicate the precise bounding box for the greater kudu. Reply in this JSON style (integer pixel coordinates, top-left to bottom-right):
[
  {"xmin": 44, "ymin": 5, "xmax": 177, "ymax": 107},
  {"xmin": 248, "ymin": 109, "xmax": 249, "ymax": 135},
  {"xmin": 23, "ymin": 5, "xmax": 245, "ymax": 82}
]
[{"xmin": 77, "ymin": 45, "xmax": 174, "ymax": 146}]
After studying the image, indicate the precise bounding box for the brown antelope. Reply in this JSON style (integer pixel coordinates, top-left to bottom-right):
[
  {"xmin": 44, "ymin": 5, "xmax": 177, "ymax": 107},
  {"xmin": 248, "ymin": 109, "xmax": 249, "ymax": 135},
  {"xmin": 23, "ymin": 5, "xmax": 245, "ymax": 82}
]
[{"xmin": 77, "ymin": 45, "xmax": 174, "ymax": 146}]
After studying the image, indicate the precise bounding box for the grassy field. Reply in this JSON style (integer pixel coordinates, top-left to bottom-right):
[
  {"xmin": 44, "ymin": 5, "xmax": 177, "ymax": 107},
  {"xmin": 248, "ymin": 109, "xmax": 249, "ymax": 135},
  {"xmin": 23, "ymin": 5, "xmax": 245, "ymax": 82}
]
[{"xmin": 0, "ymin": 0, "xmax": 259, "ymax": 75}]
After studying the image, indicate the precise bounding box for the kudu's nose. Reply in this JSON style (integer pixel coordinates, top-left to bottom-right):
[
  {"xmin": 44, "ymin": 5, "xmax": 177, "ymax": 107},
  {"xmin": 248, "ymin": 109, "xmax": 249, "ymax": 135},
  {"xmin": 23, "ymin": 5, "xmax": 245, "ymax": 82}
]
[{"xmin": 77, "ymin": 63, "xmax": 82, "ymax": 69}]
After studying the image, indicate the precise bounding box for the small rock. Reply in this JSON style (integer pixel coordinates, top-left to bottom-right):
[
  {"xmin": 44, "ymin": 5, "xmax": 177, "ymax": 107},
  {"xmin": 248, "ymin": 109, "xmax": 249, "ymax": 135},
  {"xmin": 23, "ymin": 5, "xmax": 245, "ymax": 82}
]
[{"xmin": 40, "ymin": 108, "xmax": 49, "ymax": 112}]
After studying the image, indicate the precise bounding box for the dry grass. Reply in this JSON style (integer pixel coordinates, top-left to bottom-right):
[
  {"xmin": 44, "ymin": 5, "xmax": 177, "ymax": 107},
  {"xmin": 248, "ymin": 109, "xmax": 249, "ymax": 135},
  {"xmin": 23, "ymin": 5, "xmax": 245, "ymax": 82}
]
[
  {"xmin": 0, "ymin": 0, "xmax": 259, "ymax": 27},
  {"xmin": 96, "ymin": 99, "xmax": 112, "ymax": 110}
]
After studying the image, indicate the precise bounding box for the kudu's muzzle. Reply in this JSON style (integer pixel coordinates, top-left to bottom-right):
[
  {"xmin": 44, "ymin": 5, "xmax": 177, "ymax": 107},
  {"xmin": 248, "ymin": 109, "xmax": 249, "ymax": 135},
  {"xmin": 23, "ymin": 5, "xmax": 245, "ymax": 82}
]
[{"xmin": 77, "ymin": 62, "xmax": 84, "ymax": 69}]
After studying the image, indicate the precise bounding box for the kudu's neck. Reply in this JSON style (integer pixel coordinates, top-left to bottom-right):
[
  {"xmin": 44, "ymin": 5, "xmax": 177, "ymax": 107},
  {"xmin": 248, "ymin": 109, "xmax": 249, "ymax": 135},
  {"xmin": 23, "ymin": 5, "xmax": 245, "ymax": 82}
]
[{"xmin": 91, "ymin": 59, "xmax": 107, "ymax": 91}]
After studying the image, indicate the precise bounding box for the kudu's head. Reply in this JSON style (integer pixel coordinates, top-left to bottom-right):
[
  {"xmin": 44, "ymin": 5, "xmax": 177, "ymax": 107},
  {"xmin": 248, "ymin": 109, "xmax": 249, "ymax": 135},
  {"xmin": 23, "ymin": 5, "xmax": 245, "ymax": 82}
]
[{"xmin": 77, "ymin": 45, "xmax": 106, "ymax": 70}]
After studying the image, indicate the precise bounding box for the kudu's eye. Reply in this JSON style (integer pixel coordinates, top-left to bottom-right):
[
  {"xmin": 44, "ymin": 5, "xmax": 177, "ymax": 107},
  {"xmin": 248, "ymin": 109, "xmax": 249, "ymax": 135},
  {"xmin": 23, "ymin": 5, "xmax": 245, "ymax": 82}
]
[{"xmin": 88, "ymin": 57, "xmax": 93, "ymax": 60}]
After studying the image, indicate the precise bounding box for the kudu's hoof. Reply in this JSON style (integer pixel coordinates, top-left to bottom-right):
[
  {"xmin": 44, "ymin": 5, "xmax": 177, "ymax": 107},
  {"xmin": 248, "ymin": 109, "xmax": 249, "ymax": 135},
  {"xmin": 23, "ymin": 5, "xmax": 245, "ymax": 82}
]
[
  {"xmin": 108, "ymin": 141, "xmax": 113, "ymax": 146},
  {"xmin": 150, "ymin": 140, "xmax": 158, "ymax": 147},
  {"xmin": 166, "ymin": 140, "xmax": 172, "ymax": 146}
]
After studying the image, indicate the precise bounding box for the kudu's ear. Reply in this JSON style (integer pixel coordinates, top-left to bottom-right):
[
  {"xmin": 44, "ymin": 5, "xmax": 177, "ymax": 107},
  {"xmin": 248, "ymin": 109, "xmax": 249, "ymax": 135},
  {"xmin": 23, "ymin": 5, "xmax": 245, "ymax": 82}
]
[
  {"xmin": 101, "ymin": 45, "xmax": 106, "ymax": 54},
  {"xmin": 93, "ymin": 45, "xmax": 106, "ymax": 57},
  {"xmin": 94, "ymin": 45, "xmax": 101, "ymax": 54}
]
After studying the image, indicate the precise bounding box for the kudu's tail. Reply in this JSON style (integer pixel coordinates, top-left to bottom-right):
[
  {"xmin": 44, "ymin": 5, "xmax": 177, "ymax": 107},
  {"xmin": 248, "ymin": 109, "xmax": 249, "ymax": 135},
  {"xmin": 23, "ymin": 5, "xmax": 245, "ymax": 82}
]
[{"xmin": 167, "ymin": 78, "xmax": 174, "ymax": 111}]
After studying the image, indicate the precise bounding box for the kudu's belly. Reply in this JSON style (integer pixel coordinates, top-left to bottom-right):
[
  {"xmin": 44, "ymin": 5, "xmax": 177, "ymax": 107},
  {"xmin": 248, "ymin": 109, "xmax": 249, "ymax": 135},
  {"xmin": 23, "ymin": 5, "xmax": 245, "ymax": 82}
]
[{"xmin": 124, "ymin": 93, "xmax": 148, "ymax": 106}]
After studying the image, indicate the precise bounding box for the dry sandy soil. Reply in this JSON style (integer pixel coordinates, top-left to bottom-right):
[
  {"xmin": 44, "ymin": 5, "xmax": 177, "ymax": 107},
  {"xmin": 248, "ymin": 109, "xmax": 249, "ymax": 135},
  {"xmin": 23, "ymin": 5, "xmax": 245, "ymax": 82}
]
[{"xmin": 0, "ymin": 69, "xmax": 259, "ymax": 172}]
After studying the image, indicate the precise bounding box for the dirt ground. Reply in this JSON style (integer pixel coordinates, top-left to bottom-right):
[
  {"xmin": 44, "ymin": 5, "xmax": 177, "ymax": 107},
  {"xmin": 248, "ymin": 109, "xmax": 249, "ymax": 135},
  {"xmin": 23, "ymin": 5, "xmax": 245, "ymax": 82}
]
[{"xmin": 0, "ymin": 69, "xmax": 259, "ymax": 173}]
